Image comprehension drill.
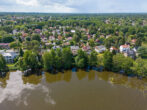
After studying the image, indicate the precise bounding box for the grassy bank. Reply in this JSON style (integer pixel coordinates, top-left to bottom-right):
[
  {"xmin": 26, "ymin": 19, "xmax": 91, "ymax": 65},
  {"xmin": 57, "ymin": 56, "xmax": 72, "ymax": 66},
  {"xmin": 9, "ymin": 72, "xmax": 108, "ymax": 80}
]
[{"xmin": 7, "ymin": 64, "xmax": 18, "ymax": 71}]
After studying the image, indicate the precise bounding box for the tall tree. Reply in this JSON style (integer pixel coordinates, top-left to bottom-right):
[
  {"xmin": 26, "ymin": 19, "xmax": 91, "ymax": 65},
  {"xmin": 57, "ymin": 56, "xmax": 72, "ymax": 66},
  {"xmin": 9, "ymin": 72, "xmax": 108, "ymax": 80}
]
[
  {"xmin": 138, "ymin": 46, "xmax": 147, "ymax": 58},
  {"xmin": 75, "ymin": 49, "xmax": 88, "ymax": 68},
  {"xmin": 113, "ymin": 54, "xmax": 133, "ymax": 74},
  {"xmin": 32, "ymin": 34, "xmax": 41, "ymax": 42},
  {"xmin": 131, "ymin": 58, "xmax": 147, "ymax": 77},
  {"xmin": 88, "ymin": 51, "xmax": 98, "ymax": 67},
  {"xmin": 0, "ymin": 54, "xmax": 7, "ymax": 72},
  {"xmin": 103, "ymin": 51, "xmax": 113, "ymax": 71},
  {"xmin": 19, "ymin": 50, "xmax": 41, "ymax": 70},
  {"xmin": 62, "ymin": 48, "xmax": 73, "ymax": 69},
  {"xmin": 42, "ymin": 52, "xmax": 53, "ymax": 71}
]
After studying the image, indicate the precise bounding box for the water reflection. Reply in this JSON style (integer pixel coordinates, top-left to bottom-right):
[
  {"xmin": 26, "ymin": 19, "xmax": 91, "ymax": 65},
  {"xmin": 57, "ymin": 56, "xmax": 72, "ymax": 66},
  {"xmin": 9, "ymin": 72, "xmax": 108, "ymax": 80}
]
[
  {"xmin": 0, "ymin": 71, "xmax": 55, "ymax": 105},
  {"xmin": 63, "ymin": 71, "xmax": 72, "ymax": 82},
  {"xmin": 0, "ymin": 72, "xmax": 9, "ymax": 88},
  {"xmin": 96, "ymin": 71, "xmax": 147, "ymax": 96},
  {"xmin": 76, "ymin": 70, "xmax": 87, "ymax": 80},
  {"xmin": 22, "ymin": 74, "xmax": 42, "ymax": 85},
  {"xmin": 0, "ymin": 70, "xmax": 147, "ymax": 106},
  {"xmin": 76, "ymin": 70, "xmax": 147, "ymax": 96},
  {"xmin": 45, "ymin": 72, "xmax": 63, "ymax": 83},
  {"xmin": 96, "ymin": 71, "xmax": 129, "ymax": 85},
  {"xmin": 45, "ymin": 71, "xmax": 72, "ymax": 83},
  {"xmin": 88, "ymin": 71, "xmax": 96, "ymax": 80}
]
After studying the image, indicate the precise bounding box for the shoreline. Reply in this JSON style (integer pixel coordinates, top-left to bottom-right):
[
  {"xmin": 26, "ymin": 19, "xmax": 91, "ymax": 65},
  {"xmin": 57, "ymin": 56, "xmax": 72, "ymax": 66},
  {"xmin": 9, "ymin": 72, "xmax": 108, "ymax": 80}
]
[{"xmin": 3, "ymin": 65, "xmax": 146, "ymax": 80}]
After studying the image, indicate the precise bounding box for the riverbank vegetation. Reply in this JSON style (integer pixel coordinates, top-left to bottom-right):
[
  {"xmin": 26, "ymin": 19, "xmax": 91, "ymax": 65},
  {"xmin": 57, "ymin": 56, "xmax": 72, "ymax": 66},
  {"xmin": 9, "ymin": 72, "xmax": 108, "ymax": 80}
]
[
  {"xmin": 12, "ymin": 48, "xmax": 147, "ymax": 78},
  {"xmin": 0, "ymin": 55, "xmax": 8, "ymax": 71}
]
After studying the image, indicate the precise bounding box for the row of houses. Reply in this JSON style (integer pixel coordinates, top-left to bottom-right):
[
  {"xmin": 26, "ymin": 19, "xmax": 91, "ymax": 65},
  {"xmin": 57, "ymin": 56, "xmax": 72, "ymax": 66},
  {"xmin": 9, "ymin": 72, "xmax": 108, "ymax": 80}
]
[
  {"xmin": 94, "ymin": 44, "xmax": 137, "ymax": 58},
  {"xmin": 0, "ymin": 43, "xmax": 138, "ymax": 64}
]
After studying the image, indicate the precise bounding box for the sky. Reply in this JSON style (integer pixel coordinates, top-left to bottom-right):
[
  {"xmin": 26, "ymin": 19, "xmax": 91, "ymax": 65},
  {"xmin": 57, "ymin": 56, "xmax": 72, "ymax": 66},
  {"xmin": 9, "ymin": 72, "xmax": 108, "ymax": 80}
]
[{"xmin": 0, "ymin": 0, "xmax": 147, "ymax": 13}]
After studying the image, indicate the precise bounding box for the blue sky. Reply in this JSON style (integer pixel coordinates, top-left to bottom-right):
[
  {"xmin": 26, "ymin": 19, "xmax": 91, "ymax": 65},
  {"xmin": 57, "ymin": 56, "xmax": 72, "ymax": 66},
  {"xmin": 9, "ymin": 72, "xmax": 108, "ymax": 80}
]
[{"xmin": 0, "ymin": 0, "xmax": 147, "ymax": 13}]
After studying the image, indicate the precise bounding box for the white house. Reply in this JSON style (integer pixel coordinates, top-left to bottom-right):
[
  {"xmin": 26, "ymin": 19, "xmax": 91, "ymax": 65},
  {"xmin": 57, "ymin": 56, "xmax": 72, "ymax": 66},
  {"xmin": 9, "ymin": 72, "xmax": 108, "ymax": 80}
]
[
  {"xmin": 12, "ymin": 29, "xmax": 17, "ymax": 35},
  {"xmin": 120, "ymin": 44, "xmax": 130, "ymax": 53},
  {"xmin": 95, "ymin": 45, "xmax": 106, "ymax": 53},
  {"xmin": 71, "ymin": 30, "xmax": 76, "ymax": 33},
  {"xmin": 0, "ymin": 50, "xmax": 18, "ymax": 63},
  {"xmin": 70, "ymin": 46, "xmax": 79, "ymax": 55}
]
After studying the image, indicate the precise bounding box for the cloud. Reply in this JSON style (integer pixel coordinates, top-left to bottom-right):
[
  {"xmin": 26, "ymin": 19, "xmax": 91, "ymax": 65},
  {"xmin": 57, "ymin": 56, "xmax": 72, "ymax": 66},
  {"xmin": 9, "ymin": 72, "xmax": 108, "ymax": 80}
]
[
  {"xmin": 0, "ymin": 0, "xmax": 76, "ymax": 13},
  {"xmin": 16, "ymin": 0, "xmax": 39, "ymax": 6},
  {"xmin": 0, "ymin": 0, "xmax": 147, "ymax": 13},
  {"xmin": 0, "ymin": 71, "xmax": 56, "ymax": 106}
]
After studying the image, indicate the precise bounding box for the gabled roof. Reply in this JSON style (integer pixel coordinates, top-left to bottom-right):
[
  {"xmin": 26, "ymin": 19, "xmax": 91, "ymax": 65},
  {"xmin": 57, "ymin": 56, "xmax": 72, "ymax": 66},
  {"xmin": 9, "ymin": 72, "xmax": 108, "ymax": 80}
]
[
  {"xmin": 0, "ymin": 43, "xmax": 9, "ymax": 46},
  {"xmin": 131, "ymin": 39, "xmax": 137, "ymax": 43},
  {"xmin": 110, "ymin": 46, "xmax": 118, "ymax": 50},
  {"xmin": 95, "ymin": 45, "xmax": 106, "ymax": 50},
  {"xmin": 120, "ymin": 44, "xmax": 130, "ymax": 48}
]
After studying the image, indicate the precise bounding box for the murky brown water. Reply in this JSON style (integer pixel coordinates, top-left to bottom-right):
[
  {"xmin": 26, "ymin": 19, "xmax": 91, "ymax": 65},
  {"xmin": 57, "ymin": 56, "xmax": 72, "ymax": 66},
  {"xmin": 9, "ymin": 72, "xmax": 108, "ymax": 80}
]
[{"xmin": 0, "ymin": 70, "xmax": 147, "ymax": 110}]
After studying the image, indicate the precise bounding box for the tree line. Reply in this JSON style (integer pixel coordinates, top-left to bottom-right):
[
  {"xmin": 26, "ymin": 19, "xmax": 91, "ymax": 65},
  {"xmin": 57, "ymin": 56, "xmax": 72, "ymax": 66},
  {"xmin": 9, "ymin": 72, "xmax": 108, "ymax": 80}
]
[{"xmin": 0, "ymin": 48, "xmax": 147, "ymax": 78}]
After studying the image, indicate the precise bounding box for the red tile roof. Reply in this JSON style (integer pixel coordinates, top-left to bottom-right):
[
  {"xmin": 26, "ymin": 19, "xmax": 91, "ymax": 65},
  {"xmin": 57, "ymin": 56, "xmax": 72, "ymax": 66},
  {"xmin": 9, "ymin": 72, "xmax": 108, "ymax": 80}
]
[{"xmin": 121, "ymin": 45, "xmax": 130, "ymax": 48}]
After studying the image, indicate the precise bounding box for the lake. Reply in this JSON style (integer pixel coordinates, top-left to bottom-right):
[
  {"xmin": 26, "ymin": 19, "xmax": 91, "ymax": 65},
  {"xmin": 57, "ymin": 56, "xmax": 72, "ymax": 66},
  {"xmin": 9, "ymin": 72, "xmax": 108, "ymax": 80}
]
[{"xmin": 0, "ymin": 70, "xmax": 147, "ymax": 110}]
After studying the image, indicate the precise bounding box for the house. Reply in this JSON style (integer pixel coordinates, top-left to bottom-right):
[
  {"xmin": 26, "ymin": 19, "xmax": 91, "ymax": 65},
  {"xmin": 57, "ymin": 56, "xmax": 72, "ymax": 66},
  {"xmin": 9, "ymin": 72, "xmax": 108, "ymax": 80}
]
[
  {"xmin": 87, "ymin": 35, "xmax": 91, "ymax": 39},
  {"xmin": 52, "ymin": 46, "xmax": 60, "ymax": 50},
  {"xmin": 110, "ymin": 46, "xmax": 118, "ymax": 53},
  {"xmin": 12, "ymin": 29, "xmax": 17, "ymax": 35},
  {"xmin": 67, "ymin": 37, "xmax": 72, "ymax": 41},
  {"xmin": 120, "ymin": 44, "xmax": 130, "ymax": 53},
  {"xmin": 41, "ymin": 38, "xmax": 48, "ymax": 43},
  {"xmin": 63, "ymin": 42, "xmax": 70, "ymax": 46},
  {"xmin": 58, "ymin": 35, "xmax": 62, "ymax": 40},
  {"xmin": 0, "ymin": 43, "xmax": 10, "ymax": 49},
  {"xmin": 0, "ymin": 50, "xmax": 5, "ymax": 54},
  {"xmin": 49, "ymin": 36, "xmax": 55, "ymax": 41},
  {"xmin": 100, "ymin": 35, "xmax": 105, "ymax": 38},
  {"xmin": 40, "ymin": 49, "xmax": 50, "ymax": 55},
  {"xmin": 70, "ymin": 46, "xmax": 79, "ymax": 55},
  {"xmin": 95, "ymin": 39, "xmax": 100, "ymax": 43},
  {"xmin": 124, "ymin": 50, "xmax": 136, "ymax": 59},
  {"xmin": 82, "ymin": 46, "xmax": 91, "ymax": 54},
  {"xmin": 133, "ymin": 47, "xmax": 138, "ymax": 53},
  {"xmin": 0, "ymin": 50, "xmax": 19, "ymax": 63},
  {"xmin": 132, "ymin": 22, "xmax": 135, "ymax": 26},
  {"xmin": 56, "ymin": 29, "xmax": 61, "ymax": 35},
  {"xmin": 131, "ymin": 39, "xmax": 137, "ymax": 45},
  {"xmin": 22, "ymin": 32, "xmax": 28, "ymax": 38},
  {"xmin": 45, "ymin": 43, "xmax": 52, "ymax": 46},
  {"xmin": 143, "ymin": 20, "xmax": 147, "ymax": 26},
  {"xmin": 71, "ymin": 30, "xmax": 76, "ymax": 33},
  {"xmin": 106, "ymin": 35, "xmax": 111, "ymax": 39},
  {"xmin": 105, "ymin": 19, "xmax": 110, "ymax": 24},
  {"xmin": 95, "ymin": 45, "xmax": 106, "ymax": 53},
  {"xmin": 35, "ymin": 29, "xmax": 41, "ymax": 33}
]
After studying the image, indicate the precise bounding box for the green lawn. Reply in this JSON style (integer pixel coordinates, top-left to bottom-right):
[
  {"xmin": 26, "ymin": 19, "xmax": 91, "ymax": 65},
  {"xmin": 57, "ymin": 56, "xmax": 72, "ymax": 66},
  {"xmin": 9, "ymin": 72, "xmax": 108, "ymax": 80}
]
[
  {"xmin": 143, "ymin": 59, "xmax": 147, "ymax": 63},
  {"xmin": 142, "ymin": 42, "xmax": 147, "ymax": 47},
  {"xmin": 7, "ymin": 64, "xmax": 18, "ymax": 70}
]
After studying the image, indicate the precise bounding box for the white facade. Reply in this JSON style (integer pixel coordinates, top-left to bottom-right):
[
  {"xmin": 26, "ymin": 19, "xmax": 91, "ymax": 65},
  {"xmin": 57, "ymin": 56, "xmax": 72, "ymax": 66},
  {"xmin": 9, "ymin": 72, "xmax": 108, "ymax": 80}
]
[
  {"xmin": 12, "ymin": 30, "xmax": 17, "ymax": 35},
  {"xmin": 120, "ymin": 45, "xmax": 130, "ymax": 53},
  {"xmin": 70, "ymin": 46, "xmax": 79, "ymax": 55},
  {"xmin": 0, "ymin": 50, "xmax": 18, "ymax": 63},
  {"xmin": 71, "ymin": 30, "xmax": 76, "ymax": 33}
]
